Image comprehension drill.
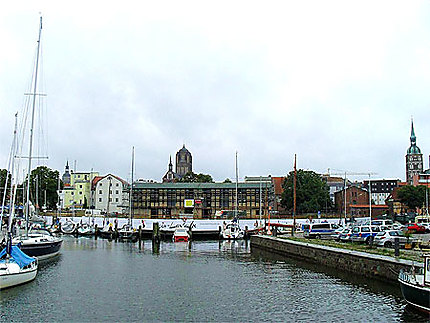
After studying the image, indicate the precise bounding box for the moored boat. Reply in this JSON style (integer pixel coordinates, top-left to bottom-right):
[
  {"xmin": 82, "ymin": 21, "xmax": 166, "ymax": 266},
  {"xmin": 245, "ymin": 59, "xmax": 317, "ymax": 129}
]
[
  {"xmin": 398, "ymin": 254, "xmax": 430, "ymax": 313},
  {"xmin": 13, "ymin": 228, "xmax": 63, "ymax": 260},
  {"xmin": 172, "ymin": 227, "xmax": 190, "ymax": 242},
  {"xmin": 0, "ymin": 244, "xmax": 38, "ymax": 290}
]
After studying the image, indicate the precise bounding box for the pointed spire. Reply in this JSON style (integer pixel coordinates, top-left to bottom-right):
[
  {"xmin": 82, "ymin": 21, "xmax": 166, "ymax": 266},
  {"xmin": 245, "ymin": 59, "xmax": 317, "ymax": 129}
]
[
  {"xmin": 410, "ymin": 118, "xmax": 416, "ymax": 144},
  {"xmin": 168, "ymin": 155, "xmax": 173, "ymax": 171}
]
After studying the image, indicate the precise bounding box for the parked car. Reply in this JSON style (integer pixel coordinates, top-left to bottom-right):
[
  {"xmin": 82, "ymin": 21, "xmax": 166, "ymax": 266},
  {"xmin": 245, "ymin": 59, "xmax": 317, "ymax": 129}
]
[
  {"xmin": 339, "ymin": 228, "xmax": 353, "ymax": 242},
  {"xmin": 371, "ymin": 219, "xmax": 394, "ymax": 228},
  {"xmin": 330, "ymin": 227, "xmax": 346, "ymax": 241},
  {"xmin": 350, "ymin": 225, "xmax": 381, "ymax": 243},
  {"xmin": 406, "ymin": 223, "xmax": 426, "ymax": 233},
  {"xmin": 303, "ymin": 222, "xmax": 340, "ymax": 239},
  {"xmin": 374, "ymin": 230, "xmax": 418, "ymax": 248}
]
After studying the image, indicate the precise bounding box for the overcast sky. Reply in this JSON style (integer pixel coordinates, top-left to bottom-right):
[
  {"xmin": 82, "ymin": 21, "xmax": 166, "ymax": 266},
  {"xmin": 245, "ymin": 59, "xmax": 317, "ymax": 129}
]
[{"xmin": 1, "ymin": 1, "xmax": 430, "ymax": 183}]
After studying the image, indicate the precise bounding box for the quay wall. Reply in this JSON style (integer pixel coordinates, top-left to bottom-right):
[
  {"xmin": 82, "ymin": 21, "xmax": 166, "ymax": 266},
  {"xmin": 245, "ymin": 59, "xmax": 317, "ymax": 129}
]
[{"xmin": 250, "ymin": 235, "xmax": 423, "ymax": 283}]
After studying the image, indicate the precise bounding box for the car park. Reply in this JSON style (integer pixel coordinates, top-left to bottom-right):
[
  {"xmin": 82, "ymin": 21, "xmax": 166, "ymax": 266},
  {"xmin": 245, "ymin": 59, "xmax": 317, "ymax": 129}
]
[{"xmin": 374, "ymin": 230, "xmax": 418, "ymax": 248}]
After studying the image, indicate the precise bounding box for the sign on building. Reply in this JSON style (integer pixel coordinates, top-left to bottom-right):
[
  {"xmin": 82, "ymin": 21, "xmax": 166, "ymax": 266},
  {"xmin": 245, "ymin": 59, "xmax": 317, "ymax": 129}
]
[{"xmin": 184, "ymin": 199, "xmax": 194, "ymax": 208}]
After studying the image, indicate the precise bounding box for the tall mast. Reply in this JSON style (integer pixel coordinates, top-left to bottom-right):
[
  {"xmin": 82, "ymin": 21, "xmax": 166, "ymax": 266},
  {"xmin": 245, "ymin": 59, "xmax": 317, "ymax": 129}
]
[
  {"xmin": 1, "ymin": 113, "xmax": 19, "ymax": 230},
  {"xmin": 292, "ymin": 154, "xmax": 297, "ymax": 236},
  {"xmin": 25, "ymin": 16, "xmax": 43, "ymax": 236},
  {"xmin": 235, "ymin": 151, "xmax": 238, "ymax": 219},
  {"xmin": 129, "ymin": 146, "xmax": 135, "ymax": 226}
]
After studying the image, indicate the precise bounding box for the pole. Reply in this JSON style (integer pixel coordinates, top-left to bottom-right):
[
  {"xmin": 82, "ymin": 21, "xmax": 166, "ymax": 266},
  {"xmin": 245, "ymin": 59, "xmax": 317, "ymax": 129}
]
[
  {"xmin": 344, "ymin": 172, "xmax": 347, "ymax": 224},
  {"xmin": 368, "ymin": 174, "xmax": 372, "ymax": 225},
  {"xmin": 235, "ymin": 151, "xmax": 238, "ymax": 220},
  {"xmin": 259, "ymin": 176, "xmax": 262, "ymax": 226},
  {"xmin": 292, "ymin": 154, "xmax": 297, "ymax": 236},
  {"xmin": 130, "ymin": 146, "xmax": 135, "ymax": 226},
  {"xmin": 25, "ymin": 16, "xmax": 43, "ymax": 237}
]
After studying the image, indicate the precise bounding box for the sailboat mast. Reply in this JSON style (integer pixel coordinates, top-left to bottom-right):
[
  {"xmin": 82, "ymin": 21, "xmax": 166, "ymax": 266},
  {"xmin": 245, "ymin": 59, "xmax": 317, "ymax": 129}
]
[
  {"xmin": 1, "ymin": 113, "xmax": 19, "ymax": 230},
  {"xmin": 235, "ymin": 151, "xmax": 238, "ymax": 219},
  {"xmin": 129, "ymin": 146, "xmax": 135, "ymax": 226},
  {"xmin": 25, "ymin": 16, "xmax": 43, "ymax": 236},
  {"xmin": 292, "ymin": 154, "xmax": 297, "ymax": 236}
]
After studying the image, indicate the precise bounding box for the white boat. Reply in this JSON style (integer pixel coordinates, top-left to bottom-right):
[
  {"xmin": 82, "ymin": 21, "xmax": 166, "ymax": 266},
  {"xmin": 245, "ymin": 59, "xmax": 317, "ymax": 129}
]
[
  {"xmin": 220, "ymin": 152, "xmax": 244, "ymax": 240},
  {"xmin": 221, "ymin": 221, "xmax": 244, "ymax": 240},
  {"xmin": 398, "ymin": 254, "xmax": 430, "ymax": 313},
  {"xmin": 173, "ymin": 227, "xmax": 190, "ymax": 242},
  {"xmin": 118, "ymin": 147, "xmax": 136, "ymax": 241},
  {"xmin": 76, "ymin": 223, "xmax": 95, "ymax": 236},
  {"xmin": 0, "ymin": 244, "xmax": 38, "ymax": 290},
  {"xmin": 60, "ymin": 218, "xmax": 77, "ymax": 234}
]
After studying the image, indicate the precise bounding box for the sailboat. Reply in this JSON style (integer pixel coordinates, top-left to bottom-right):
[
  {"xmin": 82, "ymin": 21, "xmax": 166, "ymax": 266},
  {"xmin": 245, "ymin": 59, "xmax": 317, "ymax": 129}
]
[
  {"xmin": 11, "ymin": 17, "xmax": 63, "ymax": 259},
  {"xmin": 118, "ymin": 147, "xmax": 136, "ymax": 240},
  {"xmin": 0, "ymin": 115, "xmax": 38, "ymax": 290},
  {"xmin": 221, "ymin": 152, "xmax": 244, "ymax": 240}
]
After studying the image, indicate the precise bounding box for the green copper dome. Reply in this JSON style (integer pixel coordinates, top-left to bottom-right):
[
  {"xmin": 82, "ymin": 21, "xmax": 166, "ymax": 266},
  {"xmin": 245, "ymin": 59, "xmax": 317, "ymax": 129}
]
[{"xmin": 407, "ymin": 120, "xmax": 421, "ymax": 154}]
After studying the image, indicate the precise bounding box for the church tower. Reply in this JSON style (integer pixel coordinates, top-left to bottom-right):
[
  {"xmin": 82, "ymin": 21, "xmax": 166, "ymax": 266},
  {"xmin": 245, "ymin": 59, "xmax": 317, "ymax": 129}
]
[
  {"xmin": 162, "ymin": 156, "xmax": 178, "ymax": 182},
  {"xmin": 62, "ymin": 160, "xmax": 71, "ymax": 186},
  {"xmin": 175, "ymin": 145, "xmax": 192, "ymax": 177},
  {"xmin": 406, "ymin": 119, "xmax": 423, "ymax": 185}
]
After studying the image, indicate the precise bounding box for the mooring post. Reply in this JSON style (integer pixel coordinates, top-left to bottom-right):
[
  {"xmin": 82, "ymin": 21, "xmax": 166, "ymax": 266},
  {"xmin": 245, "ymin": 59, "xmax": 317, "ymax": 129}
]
[
  {"xmin": 153, "ymin": 222, "xmax": 160, "ymax": 242},
  {"xmin": 95, "ymin": 224, "xmax": 98, "ymax": 239},
  {"xmin": 138, "ymin": 225, "xmax": 142, "ymax": 242}
]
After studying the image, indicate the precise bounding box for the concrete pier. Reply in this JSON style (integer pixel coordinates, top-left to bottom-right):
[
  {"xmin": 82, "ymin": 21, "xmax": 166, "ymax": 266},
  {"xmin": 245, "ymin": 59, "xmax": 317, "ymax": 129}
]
[{"xmin": 251, "ymin": 235, "xmax": 423, "ymax": 283}]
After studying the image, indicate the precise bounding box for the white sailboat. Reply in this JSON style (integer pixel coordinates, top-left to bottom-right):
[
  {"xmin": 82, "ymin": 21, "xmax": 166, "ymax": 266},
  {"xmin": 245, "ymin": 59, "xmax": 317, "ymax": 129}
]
[
  {"xmin": 118, "ymin": 147, "xmax": 136, "ymax": 240},
  {"xmin": 0, "ymin": 115, "xmax": 38, "ymax": 290},
  {"xmin": 221, "ymin": 152, "xmax": 244, "ymax": 240},
  {"xmin": 12, "ymin": 17, "xmax": 63, "ymax": 259}
]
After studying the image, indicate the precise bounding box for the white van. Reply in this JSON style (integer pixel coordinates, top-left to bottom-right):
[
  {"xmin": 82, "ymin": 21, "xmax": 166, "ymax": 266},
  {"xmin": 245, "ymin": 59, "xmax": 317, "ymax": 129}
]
[{"xmin": 303, "ymin": 222, "xmax": 339, "ymax": 239}]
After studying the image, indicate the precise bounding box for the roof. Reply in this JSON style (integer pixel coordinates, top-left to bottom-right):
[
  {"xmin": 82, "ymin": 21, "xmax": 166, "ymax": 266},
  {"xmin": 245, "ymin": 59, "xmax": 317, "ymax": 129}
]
[
  {"xmin": 133, "ymin": 182, "xmax": 262, "ymax": 189},
  {"xmin": 92, "ymin": 174, "xmax": 128, "ymax": 189}
]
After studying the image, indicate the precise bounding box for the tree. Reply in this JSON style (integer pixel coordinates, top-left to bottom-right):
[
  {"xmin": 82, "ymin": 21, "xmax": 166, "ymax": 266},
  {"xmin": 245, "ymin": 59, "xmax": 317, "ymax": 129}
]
[
  {"xmin": 223, "ymin": 178, "xmax": 232, "ymax": 183},
  {"xmin": 397, "ymin": 185, "xmax": 426, "ymax": 210},
  {"xmin": 28, "ymin": 166, "xmax": 63, "ymax": 211},
  {"xmin": 281, "ymin": 169, "xmax": 332, "ymax": 214},
  {"xmin": 177, "ymin": 171, "xmax": 214, "ymax": 183},
  {"xmin": 0, "ymin": 169, "xmax": 12, "ymax": 204}
]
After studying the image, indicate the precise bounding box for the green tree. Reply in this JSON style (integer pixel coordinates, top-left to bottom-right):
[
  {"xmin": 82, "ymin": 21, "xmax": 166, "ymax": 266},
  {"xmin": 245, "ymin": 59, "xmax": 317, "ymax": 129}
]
[
  {"xmin": 281, "ymin": 169, "xmax": 332, "ymax": 214},
  {"xmin": 28, "ymin": 166, "xmax": 63, "ymax": 211},
  {"xmin": 178, "ymin": 172, "xmax": 214, "ymax": 183},
  {"xmin": 0, "ymin": 169, "xmax": 12, "ymax": 204},
  {"xmin": 223, "ymin": 178, "xmax": 232, "ymax": 183},
  {"xmin": 397, "ymin": 185, "xmax": 426, "ymax": 210}
]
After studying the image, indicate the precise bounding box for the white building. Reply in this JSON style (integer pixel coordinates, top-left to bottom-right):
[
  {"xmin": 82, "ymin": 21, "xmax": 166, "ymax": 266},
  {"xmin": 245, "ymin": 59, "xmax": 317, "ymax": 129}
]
[{"xmin": 92, "ymin": 174, "xmax": 128, "ymax": 215}]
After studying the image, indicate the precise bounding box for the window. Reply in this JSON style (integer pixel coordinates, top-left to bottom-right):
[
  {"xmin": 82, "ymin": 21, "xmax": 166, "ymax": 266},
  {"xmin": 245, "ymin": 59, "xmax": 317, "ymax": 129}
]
[
  {"xmin": 99, "ymin": 198, "xmax": 102, "ymax": 202},
  {"xmin": 99, "ymin": 190, "xmax": 102, "ymax": 194},
  {"xmin": 79, "ymin": 185, "xmax": 82, "ymax": 188},
  {"xmin": 116, "ymin": 190, "xmax": 119, "ymax": 195},
  {"xmin": 115, "ymin": 198, "xmax": 119, "ymax": 202},
  {"xmin": 79, "ymin": 191, "xmax": 82, "ymax": 195},
  {"xmin": 116, "ymin": 183, "xmax": 119, "ymax": 187}
]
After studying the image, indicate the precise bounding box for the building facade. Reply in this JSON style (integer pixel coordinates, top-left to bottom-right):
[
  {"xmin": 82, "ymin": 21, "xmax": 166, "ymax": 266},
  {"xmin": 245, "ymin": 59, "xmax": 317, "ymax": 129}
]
[
  {"xmin": 406, "ymin": 120, "xmax": 423, "ymax": 185},
  {"xmin": 58, "ymin": 162, "xmax": 99, "ymax": 210},
  {"xmin": 362, "ymin": 179, "xmax": 400, "ymax": 205},
  {"xmin": 93, "ymin": 174, "xmax": 128, "ymax": 215},
  {"xmin": 131, "ymin": 182, "xmax": 273, "ymax": 219}
]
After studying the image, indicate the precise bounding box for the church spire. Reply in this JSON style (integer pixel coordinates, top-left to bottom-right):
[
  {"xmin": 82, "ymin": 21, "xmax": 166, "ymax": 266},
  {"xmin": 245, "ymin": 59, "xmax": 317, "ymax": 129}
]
[{"xmin": 410, "ymin": 118, "xmax": 416, "ymax": 145}]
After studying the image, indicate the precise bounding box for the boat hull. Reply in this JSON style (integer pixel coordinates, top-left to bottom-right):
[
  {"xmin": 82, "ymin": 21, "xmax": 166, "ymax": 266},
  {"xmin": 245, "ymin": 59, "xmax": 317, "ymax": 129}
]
[
  {"xmin": 399, "ymin": 278, "xmax": 430, "ymax": 313},
  {"xmin": 0, "ymin": 265, "xmax": 37, "ymax": 290},
  {"xmin": 18, "ymin": 240, "xmax": 63, "ymax": 260}
]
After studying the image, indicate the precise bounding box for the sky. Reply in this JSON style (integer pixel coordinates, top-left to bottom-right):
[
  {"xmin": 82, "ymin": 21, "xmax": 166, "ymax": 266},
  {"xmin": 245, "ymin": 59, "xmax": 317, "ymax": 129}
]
[{"xmin": 1, "ymin": 1, "xmax": 430, "ymax": 184}]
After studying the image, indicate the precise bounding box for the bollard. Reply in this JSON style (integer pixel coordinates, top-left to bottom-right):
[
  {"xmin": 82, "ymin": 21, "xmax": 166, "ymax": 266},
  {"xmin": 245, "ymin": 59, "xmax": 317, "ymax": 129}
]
[
  {"xmin": 95, "ymin": 224, "xmax": 98, "ymax": 239},
  {"xmin": 394, "ymin": 237, "xmax": 400, "ymax": 257},
  {"xmin": 153, "ymin": 222, "xmax": 160, "ymax": 242},
  {"xmin": 218, "ymin": 226, "xmax": 222, "ymax": 240},
  {"xmin": 138, "ymin": 225, "xmax": 142, "ymax": 242}
]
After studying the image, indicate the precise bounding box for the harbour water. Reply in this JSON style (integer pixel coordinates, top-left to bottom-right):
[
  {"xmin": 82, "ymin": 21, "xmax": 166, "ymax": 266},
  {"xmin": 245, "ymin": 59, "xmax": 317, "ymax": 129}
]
[{"xmin": 1, "ymin": 236, "xmax": 428, "ymax": 322}]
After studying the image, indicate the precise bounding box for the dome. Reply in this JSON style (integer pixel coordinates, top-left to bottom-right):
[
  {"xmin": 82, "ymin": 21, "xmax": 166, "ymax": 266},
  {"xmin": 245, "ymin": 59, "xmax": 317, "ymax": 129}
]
[{"xmin": 407, "ymin": 145, "xmax": 421, "ymax": 154}]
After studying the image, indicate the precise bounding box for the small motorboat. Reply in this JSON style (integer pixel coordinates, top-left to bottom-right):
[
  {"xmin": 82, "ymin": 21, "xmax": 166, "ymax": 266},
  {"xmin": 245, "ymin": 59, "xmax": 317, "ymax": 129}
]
[
  {"xmin": 0, "ymin": 244, "xmax": 38, "ymax": 290},
  {"xmin": 76, "ymin": 223, "xmax": 95, "ymax": 236},
  {"xmin": 398, "ymin": 254, "xmax": 430, "ymax": 313},
  {"xmin": 221, "ymin": 220, "xmax": 244, "ymax": 240},
  {"xmin": 118, "ymin": 224, "xmax": 136, "ymax": 240},
  {"xmin": 60, "ymin": 219, "xmax": 77, "ymax": 235},
  {"xmin": 173, "ymin": 227, "xmax": 190, "ymax": 242}
]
